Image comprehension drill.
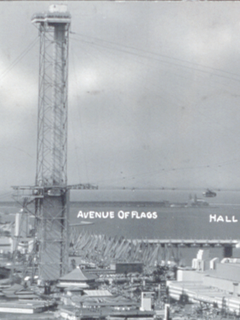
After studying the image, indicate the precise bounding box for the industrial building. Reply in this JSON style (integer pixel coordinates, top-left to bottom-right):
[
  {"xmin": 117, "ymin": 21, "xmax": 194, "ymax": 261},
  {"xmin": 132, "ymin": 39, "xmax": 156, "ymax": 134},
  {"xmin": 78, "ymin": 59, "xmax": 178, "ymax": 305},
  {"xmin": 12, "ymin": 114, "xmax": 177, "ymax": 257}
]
[
  {"xmin": 110, "ymin": 262, "xmax": 143, "ymax": 274},
  {"xmin": 168, "ymin": 250, "xmax": 240, "ymax": 315}
]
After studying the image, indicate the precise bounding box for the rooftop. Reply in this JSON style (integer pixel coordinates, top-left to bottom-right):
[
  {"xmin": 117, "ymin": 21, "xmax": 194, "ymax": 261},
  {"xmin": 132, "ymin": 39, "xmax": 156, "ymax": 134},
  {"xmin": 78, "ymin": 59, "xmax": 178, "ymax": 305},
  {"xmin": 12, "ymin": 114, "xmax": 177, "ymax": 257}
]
[
  {"xmin": 31, "ymin": 5, "xmax": 71, "ymax": 25},
  {"xmin": 59, "ymin": 266, "xmax": 98, "ymax": 282}
]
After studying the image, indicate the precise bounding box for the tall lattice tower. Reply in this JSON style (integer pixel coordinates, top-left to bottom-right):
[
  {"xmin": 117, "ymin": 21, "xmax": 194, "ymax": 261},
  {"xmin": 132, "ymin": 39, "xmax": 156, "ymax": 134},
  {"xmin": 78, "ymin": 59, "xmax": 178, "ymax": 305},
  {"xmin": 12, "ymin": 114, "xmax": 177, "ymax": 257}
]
[{"xmin": 31, "ymin": 4, "xmax": 71, "ymax": 281}]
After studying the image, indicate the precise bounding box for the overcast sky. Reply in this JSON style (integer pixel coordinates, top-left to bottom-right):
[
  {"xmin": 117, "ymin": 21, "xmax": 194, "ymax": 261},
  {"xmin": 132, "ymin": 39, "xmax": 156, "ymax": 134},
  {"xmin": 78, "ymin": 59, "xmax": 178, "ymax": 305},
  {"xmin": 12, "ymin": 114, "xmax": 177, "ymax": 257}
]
[{"xmin": 1, "ymin": 1, "xmax": 240, "ymax": 201}]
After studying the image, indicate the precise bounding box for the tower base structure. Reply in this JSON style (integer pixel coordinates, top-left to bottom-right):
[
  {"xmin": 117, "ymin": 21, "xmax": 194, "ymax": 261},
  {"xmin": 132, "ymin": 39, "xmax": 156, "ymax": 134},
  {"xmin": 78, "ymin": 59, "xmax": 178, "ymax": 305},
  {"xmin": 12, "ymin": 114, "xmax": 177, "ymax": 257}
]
[
  {"xmin": 12, "ymin": 185, "xmax": 70, "ymax": 281},
  {"xmin": 35, "ymin": 189, "xmax": 69, "ymax": 281}
]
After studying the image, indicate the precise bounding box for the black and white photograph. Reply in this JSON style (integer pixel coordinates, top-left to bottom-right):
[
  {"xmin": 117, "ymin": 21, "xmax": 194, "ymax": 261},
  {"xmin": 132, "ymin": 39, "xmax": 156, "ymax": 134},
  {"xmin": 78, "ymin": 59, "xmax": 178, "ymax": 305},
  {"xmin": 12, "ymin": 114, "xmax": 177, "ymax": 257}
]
[{"xmin": 1, "ymin": 1, "xmax": 240, "ymax": 319}]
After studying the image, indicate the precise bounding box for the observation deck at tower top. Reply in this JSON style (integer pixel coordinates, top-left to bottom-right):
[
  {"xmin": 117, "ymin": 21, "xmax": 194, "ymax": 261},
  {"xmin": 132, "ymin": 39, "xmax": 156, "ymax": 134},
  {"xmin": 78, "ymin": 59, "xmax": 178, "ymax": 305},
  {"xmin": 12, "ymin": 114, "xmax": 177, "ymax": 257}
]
[{"xmin": 31, "ymin": 4, "xmax": 71, "ymax": 24}]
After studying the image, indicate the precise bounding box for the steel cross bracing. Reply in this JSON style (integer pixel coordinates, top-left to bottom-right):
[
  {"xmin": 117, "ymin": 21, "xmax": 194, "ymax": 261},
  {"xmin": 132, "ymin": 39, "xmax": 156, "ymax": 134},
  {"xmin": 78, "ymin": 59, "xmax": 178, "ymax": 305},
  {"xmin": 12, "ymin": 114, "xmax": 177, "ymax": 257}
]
[
  {"xmin": 36, "ymin": 21, "xmax": 69, "ymax": 186},
  {"xmin": 11, "ymin": 183, "xmax": 97, "ymax": 282},
  {"xmin": 31, "ymin": 8, "xmax": 71, "ymax": 281},
  {"xmin": 34, "ymin": 191, "xmax": 70, "ymax": 280},
  {"xmin": 11, "ymin": 7, "xmax": 98, "ymax": 282}
]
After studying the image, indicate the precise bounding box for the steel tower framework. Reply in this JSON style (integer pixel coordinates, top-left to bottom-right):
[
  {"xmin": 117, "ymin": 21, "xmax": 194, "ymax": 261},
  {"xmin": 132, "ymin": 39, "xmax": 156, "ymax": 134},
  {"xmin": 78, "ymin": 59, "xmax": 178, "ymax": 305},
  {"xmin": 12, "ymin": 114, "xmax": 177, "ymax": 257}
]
[
  {"xmin": 12, "ymin": 5, "xmax": 98, "ymax": 282},
  {"xmin": 31, "ymin": 5, "xmax": 71, "ymax": 281}
]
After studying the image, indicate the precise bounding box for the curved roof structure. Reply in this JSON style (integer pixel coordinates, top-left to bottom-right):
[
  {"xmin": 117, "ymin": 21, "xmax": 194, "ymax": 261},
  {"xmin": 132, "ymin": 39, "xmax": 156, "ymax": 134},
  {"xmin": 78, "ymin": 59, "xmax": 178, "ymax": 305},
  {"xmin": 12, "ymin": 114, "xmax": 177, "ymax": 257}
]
[{"xmin": 59, "ymin": 267, "xmax": 98, "ymax": 282}]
